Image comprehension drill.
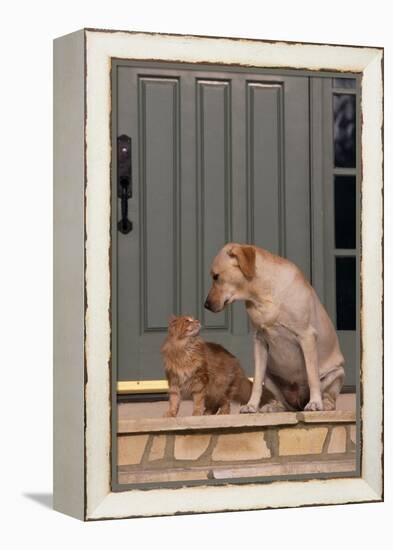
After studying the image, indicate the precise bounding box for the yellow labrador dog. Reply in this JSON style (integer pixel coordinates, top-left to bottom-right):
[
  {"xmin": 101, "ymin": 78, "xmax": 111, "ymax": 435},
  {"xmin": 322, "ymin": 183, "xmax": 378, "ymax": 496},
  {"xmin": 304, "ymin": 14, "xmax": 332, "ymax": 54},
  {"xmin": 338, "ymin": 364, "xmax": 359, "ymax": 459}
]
[{"xmin": 204, "ymin": 244, "xmax": 345, "ymax": 412}]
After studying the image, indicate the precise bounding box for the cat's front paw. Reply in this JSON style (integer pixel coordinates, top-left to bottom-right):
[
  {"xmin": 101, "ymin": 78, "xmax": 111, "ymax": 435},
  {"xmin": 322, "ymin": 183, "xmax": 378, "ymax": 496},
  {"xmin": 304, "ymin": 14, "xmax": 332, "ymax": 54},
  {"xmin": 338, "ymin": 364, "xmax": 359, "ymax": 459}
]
[
  {"xmin": 240, "ymin": 403, "xmax": 258, "ymax": 414},
  {"xmin": 304, "ymin": 399, "xmax": 323, "ymax": 412}
]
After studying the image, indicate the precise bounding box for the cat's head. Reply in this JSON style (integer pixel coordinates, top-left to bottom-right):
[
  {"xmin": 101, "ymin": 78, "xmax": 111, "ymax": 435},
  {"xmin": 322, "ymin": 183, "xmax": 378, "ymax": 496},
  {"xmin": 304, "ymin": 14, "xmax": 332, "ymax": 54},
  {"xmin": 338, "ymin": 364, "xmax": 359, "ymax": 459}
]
[{"xmin": 167, "ymin": 315, "xmax": 201, "ymax": 338}]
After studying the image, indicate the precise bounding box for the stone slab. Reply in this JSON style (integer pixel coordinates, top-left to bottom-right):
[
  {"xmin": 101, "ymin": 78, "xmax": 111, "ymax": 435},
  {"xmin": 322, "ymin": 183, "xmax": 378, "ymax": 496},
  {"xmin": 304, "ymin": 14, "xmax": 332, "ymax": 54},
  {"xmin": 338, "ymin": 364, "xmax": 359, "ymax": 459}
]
[
  {"xmin": 279, "ymin": 427, "xmax": 328, "ymax": 456},
  {"xmin": 118, "ymin": 468, "xmax": 210, "ymax": 484},
  {"xmin": 118, "ymin": 434, "xmax": 149, "ymax": 466},
  {"xmin": 148, "ymin": 435, "xmax": 167, "ymax": 461},
  {"xmin": 174, "ymin": 434, "xmax": 211, "ymax": 460},
  {"xmin": 212, "ymin": 432, "xmax": 271, "ymax": 461},
  {"xmin": 328, "ymin": 427, "xmax": 347, "ymax": 454},
  {"xmin": 350, "ymin": 425, "xmax": 357, "ymax": 445},
  {"xmin": 212, "ymin": 458, "xmax": 357, "ymax": 479},
  {"xmin": 119, "ymin": 412, "xmax": 298, "ymax": 434},
  {"xmin": 297, "ymin": 411, "xmax": 356, "ymax": 423}
]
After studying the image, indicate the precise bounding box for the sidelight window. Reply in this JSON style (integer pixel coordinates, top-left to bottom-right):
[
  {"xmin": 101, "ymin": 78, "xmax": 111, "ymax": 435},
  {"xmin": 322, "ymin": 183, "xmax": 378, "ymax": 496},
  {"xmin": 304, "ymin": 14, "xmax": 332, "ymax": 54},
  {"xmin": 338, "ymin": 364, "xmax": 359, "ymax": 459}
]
[{"xmin": 332, "ymin": 78, "xmax": 358, "ymax": 332}]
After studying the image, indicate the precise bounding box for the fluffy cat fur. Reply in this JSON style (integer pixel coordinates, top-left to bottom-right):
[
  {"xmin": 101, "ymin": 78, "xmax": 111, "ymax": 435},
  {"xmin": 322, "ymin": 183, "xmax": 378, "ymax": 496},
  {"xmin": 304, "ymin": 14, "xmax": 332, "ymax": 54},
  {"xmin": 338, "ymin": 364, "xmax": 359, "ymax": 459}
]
[{"xmin": 161, "ymin": 315, "xmax": 252, "ymax": 416}]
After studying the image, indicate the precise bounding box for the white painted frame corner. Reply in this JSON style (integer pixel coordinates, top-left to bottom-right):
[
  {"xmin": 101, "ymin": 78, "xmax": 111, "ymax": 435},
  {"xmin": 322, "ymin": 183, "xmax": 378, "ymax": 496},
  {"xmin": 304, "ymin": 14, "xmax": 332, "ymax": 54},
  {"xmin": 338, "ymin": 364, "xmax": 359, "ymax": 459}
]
[{"xmin": 83, "ymin": 29, "xmax": 383, "ymax": 520}]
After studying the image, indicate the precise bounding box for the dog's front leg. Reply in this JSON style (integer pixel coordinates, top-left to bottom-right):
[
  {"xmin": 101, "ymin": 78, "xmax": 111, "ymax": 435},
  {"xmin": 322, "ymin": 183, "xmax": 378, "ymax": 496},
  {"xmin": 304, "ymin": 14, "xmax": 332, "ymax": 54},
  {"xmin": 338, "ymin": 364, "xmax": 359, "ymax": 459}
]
[
  {"xmin": 298, "ymin": 327, "xmax": 323, "ymax": 411},
  {"xmin": 240, "ymin": 332, "xmax": 268, "ymax": 413}
]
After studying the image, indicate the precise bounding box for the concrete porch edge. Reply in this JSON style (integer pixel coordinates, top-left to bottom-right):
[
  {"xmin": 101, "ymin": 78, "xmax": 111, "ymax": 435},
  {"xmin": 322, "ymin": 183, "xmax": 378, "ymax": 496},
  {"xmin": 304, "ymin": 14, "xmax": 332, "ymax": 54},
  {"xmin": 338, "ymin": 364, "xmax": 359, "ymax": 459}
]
[{"xmin": 118, "ymin": 410, "xmax": 356, "ymax": 435}]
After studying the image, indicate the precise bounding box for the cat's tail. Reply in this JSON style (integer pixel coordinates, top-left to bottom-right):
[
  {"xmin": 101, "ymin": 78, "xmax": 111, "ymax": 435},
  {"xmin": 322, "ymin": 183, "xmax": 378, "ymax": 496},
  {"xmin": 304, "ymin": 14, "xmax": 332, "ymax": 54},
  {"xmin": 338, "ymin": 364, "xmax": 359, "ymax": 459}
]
[{"xmin": 234, "ymin": 374, "xmax": 253, "ymax": 404}]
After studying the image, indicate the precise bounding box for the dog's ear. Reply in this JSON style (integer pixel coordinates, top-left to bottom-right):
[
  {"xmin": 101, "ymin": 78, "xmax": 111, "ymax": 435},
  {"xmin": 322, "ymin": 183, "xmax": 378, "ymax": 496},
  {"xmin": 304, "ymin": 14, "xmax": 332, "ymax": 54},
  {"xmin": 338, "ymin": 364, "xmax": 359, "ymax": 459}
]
[{"xmin": 228, "ymin": 245, "xmax": 256, "ymax": 280}]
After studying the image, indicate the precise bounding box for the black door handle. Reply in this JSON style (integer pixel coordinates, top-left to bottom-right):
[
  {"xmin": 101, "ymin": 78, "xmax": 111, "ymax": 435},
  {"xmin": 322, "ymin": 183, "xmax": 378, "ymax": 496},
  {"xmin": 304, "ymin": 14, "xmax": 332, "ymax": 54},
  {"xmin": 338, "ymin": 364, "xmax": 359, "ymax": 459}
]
[
  {"xmin": 118, "ymin": 177, "xmax": 133, "ymax": 234},
  {"xmin": 117, "ymin": 135, "xmax": 133, "ymax": 234}
]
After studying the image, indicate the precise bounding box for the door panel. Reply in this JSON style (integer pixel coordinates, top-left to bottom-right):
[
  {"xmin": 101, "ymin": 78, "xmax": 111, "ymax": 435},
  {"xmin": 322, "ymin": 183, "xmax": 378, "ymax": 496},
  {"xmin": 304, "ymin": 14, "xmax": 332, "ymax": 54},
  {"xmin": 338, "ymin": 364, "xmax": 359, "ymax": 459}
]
[
  {"xmin": 247, "ymin": 82, "xmax": 283, "ymax": 254},
  {"xmin": 197, "ymin": 80, "xmax": 231, "ymax": 329},
  {"xmin": 115, "ymin": 64, "xmax": 310, "ymax": 382},
  {"xmin": 246, "ymin": 78, "xmax": 311, "ymax": 276},
  {"xmin": 282, "ymin": 77, "xmax": 311, "ymax": 277},
  {"xmin": 140, "ymin": 77, "xmax": 180, "ymax": 331}
]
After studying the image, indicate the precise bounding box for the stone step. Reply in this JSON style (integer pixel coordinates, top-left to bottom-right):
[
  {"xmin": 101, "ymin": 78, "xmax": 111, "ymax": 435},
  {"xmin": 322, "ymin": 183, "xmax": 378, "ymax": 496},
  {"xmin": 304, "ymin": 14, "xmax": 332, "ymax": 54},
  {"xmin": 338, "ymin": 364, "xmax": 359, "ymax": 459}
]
[
  {"xmin": 118, "ymin": 457, "xmax": 357, "ymax": 485},
  {"xmin": 116, "ymin": 402, "xmax": 358, "ymax": 485},
  {"xmin": 118, "ymin": 393, "xmax": 355, "ymax": 420},
  {"xmin": 118, "ymin": 410, "xmax": 356, "ymax": 434}
]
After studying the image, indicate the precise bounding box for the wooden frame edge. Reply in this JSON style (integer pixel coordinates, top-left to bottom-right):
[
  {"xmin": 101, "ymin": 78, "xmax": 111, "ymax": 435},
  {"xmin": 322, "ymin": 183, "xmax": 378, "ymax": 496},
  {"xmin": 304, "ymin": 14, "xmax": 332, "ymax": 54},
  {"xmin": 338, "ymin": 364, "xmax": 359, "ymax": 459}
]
[{"xmin": 81, "ymin": 29, "xmax": 383, "ymax": 520}]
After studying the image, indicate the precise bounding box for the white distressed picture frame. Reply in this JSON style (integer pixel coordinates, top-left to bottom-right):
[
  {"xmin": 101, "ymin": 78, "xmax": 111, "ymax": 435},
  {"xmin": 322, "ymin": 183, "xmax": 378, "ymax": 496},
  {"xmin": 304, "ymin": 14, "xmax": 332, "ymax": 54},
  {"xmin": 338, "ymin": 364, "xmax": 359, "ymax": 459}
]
[{"xmin": 53, "ymin": 29, "xmax": 383, "ymax": 521}]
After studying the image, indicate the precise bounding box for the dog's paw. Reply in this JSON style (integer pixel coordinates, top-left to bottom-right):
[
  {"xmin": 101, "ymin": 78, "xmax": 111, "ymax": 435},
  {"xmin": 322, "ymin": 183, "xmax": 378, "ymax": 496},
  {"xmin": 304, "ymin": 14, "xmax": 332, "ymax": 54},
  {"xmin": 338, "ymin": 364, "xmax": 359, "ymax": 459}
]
[
  {"xmin": 240, "ymin": 403, "xmax": 258, "ymax": 414},
  {"xmin": 304, "ymin": 399, "xmax": 324, "ymax": 412},
  {"xmin": 163, "ymin": 410, "xmax": 177, "ymax": 418}
]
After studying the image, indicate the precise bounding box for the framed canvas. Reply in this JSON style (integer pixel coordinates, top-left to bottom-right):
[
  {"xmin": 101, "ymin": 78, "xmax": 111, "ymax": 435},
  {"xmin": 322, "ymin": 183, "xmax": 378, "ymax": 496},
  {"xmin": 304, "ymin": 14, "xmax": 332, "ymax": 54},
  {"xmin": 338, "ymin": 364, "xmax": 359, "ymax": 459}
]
[{"xmin": 53, "ymin": 28, "xmax": 383, "ymax": 520}]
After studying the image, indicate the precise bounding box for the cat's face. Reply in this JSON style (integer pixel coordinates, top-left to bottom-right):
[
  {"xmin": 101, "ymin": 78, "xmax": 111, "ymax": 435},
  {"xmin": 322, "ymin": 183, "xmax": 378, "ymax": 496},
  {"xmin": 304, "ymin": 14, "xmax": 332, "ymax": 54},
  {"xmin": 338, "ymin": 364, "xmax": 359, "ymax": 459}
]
[{"xmin": 168, "ymin": 316, "xmax": 201, "ymax": 338}]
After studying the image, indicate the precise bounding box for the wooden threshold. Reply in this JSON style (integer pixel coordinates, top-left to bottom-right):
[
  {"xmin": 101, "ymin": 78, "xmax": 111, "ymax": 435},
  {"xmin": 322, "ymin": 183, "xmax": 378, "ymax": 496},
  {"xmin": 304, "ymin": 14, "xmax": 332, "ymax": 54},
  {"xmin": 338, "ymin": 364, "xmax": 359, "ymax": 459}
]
[
  {"xmin": 117, "ymin": 378, "xmax": 254, "ymax": 395},
  {"xmin": 117, "ymin": 380, "xmax": 168, "ymax": 394}
]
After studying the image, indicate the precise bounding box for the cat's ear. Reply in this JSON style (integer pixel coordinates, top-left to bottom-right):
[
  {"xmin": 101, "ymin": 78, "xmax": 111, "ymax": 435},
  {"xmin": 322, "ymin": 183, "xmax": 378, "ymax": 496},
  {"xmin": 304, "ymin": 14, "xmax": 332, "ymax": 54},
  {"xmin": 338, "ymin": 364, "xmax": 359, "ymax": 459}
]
[
  {"xmin": 168, "ymin": 315, "xmax": 177, "ymax": 326},
  {"xmin": 227, "ymin": 244, "xmax": 256, "ymax": 280}
]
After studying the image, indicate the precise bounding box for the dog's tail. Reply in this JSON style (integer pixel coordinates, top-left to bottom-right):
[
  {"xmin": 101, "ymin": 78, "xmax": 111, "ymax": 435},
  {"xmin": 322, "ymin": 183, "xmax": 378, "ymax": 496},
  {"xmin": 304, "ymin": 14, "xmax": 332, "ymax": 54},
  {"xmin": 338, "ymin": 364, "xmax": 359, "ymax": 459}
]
[{"xmin": 234, "ymin": 374, "xmax": 253, "ymax": 404}]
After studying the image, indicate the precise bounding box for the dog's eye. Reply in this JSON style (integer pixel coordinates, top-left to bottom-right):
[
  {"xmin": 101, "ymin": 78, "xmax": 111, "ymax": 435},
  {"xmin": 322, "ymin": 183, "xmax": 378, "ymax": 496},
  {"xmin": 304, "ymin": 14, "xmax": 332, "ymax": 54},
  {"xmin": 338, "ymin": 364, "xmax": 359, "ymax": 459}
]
[{"xmin": 213, "ymin": 273, "xmax": 219, "ymax": 281}]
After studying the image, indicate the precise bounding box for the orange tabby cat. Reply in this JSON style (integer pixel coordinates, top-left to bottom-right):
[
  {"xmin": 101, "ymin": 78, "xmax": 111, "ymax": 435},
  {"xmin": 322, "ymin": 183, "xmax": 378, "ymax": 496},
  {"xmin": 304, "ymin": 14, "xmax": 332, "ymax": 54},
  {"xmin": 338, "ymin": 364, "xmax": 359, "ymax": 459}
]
[{"xmin": 161, "ymin": 315, "xmax": 252, "ymax": 416}]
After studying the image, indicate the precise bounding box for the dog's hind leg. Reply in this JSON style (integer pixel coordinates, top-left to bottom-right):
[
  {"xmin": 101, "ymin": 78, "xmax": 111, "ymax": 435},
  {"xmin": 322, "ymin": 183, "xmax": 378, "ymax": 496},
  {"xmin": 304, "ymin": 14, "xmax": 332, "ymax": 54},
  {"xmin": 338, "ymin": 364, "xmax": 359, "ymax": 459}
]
[
  {"xmin": 217, "ymin": 400, "xmax": 231, "ymax": 415},
  {"xmin": 320, "ymin": 367, "xmax": 345, "ymax": 411},
  {"xmin": 204, "ymin": 406, "xmax": 219, "ymax": 415},
  {"xmin": 203, "ymin": 397, "xmax": 220, "ymax": 415},
  {"xmin": 259, "ymin": 399, "xmax": 288, "ymax": 413},
  {"xmin": 259, "ymin": 375, "xmax": 295, "ymax": 412}
]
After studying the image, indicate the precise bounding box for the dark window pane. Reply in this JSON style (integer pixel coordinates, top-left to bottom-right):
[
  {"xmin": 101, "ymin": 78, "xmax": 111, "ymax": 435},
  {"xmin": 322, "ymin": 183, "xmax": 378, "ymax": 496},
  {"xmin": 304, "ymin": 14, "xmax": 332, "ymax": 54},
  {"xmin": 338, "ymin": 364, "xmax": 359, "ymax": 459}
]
[
  {"xmin": 334, "ymin": 94, "xmax": 356, "ymax": 168},
  {"xmin": 336, "ymin": 257, "xmax": 356, "ymax": 330},
  {"xmin": 333, "ymin": 78, "xmax": 356, "ymax": 89},
  {"xmin": 334, "ymin": 176, "xmax": 356, "ymax": 248}
]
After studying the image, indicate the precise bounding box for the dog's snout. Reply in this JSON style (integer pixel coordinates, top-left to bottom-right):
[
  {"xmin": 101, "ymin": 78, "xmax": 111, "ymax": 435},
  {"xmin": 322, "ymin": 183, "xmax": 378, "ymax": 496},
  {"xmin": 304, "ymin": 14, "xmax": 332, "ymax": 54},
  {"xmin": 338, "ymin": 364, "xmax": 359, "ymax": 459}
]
[{"xmin": 204, "ymin": 299, "xmax": 212, "ymax": 311}]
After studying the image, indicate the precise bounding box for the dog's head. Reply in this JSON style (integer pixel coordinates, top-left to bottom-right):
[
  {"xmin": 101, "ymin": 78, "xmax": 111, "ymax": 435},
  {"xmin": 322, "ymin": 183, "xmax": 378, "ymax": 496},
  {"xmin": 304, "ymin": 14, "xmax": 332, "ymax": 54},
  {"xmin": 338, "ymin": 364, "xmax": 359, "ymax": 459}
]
[{"xmin": 204, "ymin": 243, "xmax": 256, "ymax": 313}]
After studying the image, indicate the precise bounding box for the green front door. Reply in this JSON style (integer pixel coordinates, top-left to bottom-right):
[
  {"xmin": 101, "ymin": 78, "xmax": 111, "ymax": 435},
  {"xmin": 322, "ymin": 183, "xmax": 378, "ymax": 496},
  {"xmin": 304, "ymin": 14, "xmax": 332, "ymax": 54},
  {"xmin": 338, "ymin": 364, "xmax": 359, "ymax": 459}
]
[{"xmin": 112, "ymin": 61, "xmax": 358, "ymax": 391}]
